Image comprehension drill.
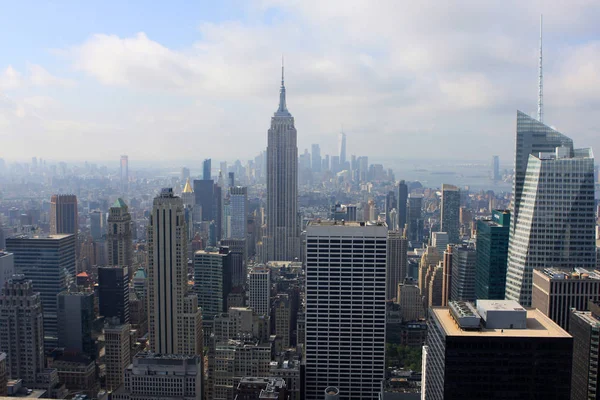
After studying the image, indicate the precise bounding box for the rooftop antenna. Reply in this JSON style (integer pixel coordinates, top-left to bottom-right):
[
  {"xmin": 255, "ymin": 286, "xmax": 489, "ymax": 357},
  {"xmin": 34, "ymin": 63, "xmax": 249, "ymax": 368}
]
[{"xmin": 537, "ymin": 14, "xmax": 543, "ymax": 123}]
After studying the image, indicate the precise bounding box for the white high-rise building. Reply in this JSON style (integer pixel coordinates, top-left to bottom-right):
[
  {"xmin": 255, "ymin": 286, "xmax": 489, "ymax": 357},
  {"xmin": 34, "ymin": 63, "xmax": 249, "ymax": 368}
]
[
  {"xmin": 431, "ymin": 232, "xmax": 449, "ymax": 255},
  {"xmin": 249, "ymin": 266, "xmax": 270, "ymax": 316},
  {"xmin": 148, "ymin": 188, "xmax": 202, "ymax": 355},
  {"xmin": 229, "ymin": 186, "xmax": 248, "ymax": 240},
  {"xmin": 265, "ymin": 62, "xmax": 300, "ymax": 262},
  {"xmin": 305, "ymin": 221, "xmax": 387, "ymax": 400},
  {"xmin": 506, "ymin": 142, "xmax": 595, "ymax": 306}
]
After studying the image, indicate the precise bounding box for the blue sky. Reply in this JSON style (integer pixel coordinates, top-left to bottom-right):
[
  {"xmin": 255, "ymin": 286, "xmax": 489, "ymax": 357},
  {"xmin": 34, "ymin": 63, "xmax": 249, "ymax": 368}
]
[{"xmin": 1, "ymin": 1, "xmax": 600, "ymax": 163}]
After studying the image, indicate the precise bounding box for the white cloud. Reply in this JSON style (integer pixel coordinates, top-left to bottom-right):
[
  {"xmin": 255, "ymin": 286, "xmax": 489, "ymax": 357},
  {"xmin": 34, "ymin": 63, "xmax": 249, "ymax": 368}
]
[
  {"xmin": 0, "ymin": 66, "xmax": 21, "ymax": 90},
  {"xmin": 28, "ymin": 64, "xmax": 75, "ymax": 87}
]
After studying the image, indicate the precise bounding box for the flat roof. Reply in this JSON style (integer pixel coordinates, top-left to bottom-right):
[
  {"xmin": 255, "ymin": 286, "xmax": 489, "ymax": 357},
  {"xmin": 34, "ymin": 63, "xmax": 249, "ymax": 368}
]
[
  {"xmin": 572, "ymin": 310, "xmax": 600, "ymax": 327},
  {"xmin": 431, "ymin": 307, "xmax": 571, "ymax": 338},
  {"xmin": 307, "ymin": 220, "xmax": 386, "ymax": 227},
  {"xmin": 535, "ymin": 267, "xmax": 600, "ymax": 281}
]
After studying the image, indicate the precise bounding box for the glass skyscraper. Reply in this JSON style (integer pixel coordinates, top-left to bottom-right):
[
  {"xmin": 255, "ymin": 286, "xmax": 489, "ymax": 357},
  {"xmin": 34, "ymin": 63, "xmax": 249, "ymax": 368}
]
[{"xmin": 475, "ymin": 210, "xmax": 510, "ymax": 300}]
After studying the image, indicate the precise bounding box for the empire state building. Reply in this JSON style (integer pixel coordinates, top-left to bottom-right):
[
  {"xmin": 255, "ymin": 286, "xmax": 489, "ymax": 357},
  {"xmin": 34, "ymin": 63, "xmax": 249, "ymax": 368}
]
[{"xmin": 265, "ymin": 63, "xmax": 300, "ymax": 261}]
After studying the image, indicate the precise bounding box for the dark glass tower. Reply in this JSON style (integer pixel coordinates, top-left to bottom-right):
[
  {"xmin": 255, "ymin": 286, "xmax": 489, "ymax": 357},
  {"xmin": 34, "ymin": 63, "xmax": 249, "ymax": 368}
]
[
  {"xmin": 98, "ymin": 266, "xmax": 130, "ymax": 324},
  {"xmin": 397, "ymin": 180, "xmax": 408, "ymax": 232},
  {"xmin": 475, "ymin": 210, "xmax": 510, "ymax": 300}
]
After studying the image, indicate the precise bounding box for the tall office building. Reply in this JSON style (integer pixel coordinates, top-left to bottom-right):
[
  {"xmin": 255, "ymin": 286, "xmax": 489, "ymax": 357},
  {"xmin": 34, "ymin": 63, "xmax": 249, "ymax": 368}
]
[
  {"xmin": 0, "ymin": 252, "xmax": 14, "ymax": 291},
  {"xmin": 397, "ymin": 181, "xmax": 408, "ymax": 232},
  {"xmin": 112, "ymin": 353, "xmax": 202, "ymax": 400},
  {"xmin": 98, "ymin": 266, "xmax": 130, "ymax": 324},
  {"xmin": 491, "ymin": 155, "xmax": 500, "ymax": 181},
  {"xmin": 107, "ymin": 198, "xmax": 133, "ymax": 268},
  {"xmin": 89, "ymin": 210, "xmax": 105, "ymax": 240},
  {"xmin": 230, "ymin": 186, "xmax": 248, "ymax": 240},
  {"xmin": 450, "ymin": 245, "xmax": 476, "ymax": 302},
  {"xmin": 0, "ymin": 352, "xmax": 5, "ymax": 396},
  {"xmin": 147, "ymin": 188, "xmax": 202, "ymax": 355},
  {"xmin": 386, "ymin": 231, "xmax": 408, "ymax": 301},
  {"xmin": 311, "ymin": 144, "xmax": 322, "ymax": 173},
  {"xmin": 338, "ymin": 131, "xmax": 347, "ymax": 166},
  {"xmin": 120, "ymin": 155, "xmax": 129, "ymax": 193},
  {"xmin": 265, "ymin": 63, "xmax": 300, "ymax": 262},
  {"xmin": 104, "ymin": 318, "xmax": 130, "ymax": 392},
  {"xmin": 506, "ymin": 144, "xmax": 595, "ymax": 306},
  {"xmin": 532, "ymin": 268, "xmax": 600, "ymax": 331},
  {"xmin": 249, "ymin": 265, "xmax": 271, "ymax": 316},
  {"xmin": 6, "ymin": 234, "xmax": 76, "ymax": 348},
  {"xmin": 203, "ymin": 158, "xmax": 211, "ymax": 180},
  {"xmin": 475, "ymin": 210, "xmax": 510, "ymax": 300},
  {"xmin": 423, "ymin": 300, "xmax": 573, "ymax": 399},
  {"xmin": 431, "ymin": 232, "xmax": 448, "ymax": 256},
  {"xmin": 385, "ymin": 191, "xmax": 397, "ymax": 230},
  {"xmin": 397, "ymin": 278, "xmax": 424, "ymax": 322},
  {"xmin": 441, "ymin": 245, "xmax": 453, "ymax": 307},
  {"xmin": 50, "ymin": 194, "xmax": 78, "ymax": 235},
  {"xmin": 570, "ymin": 300, "xmax": 600, "ymax": 400},
  {"xmin": 273, "ymin": 293, "xmax": 292, "ymax": 349},
  {"xmin": 193, "ymin": 247, "xmax": 232, "ymax": 319},
  {"xmin": 193, "ymin": 179, "xmax": 215, "ymax": 222},
  {"xmin": 0, "ymin": 276, "xmax": 45, "ymax": 387},
  {"xmin": 305, "ymin": 221, "xmax": 386, "ymax": 400},
  {"xmin": 57, "ymin": 290, "xmax": 95, "ymax": 358},
  {"xmin": 407, "ymin": 194, "xmax": 423, "ymax": 242},
  {"xmin": 440, "ymin": 184, "xmax": 460, "ymax": 244},
  {"xmin": 220, "ymin": 238, "xmax": 247, "ymax": 287}
]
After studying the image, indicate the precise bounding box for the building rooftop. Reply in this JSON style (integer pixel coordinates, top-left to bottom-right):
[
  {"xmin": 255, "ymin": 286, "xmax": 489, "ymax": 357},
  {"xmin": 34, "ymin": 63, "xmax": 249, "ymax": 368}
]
[
  {"xmin": 112, "ymin": 198, "xmax": 128, "ymax": 208},
  {"xmin": 431, "ymin": 306, "xmax": 570, "ymax": 338},
  {"xmin": 8, "ymin": 233, "xmax": 73, "ymax": 240},
  {"xmin": 536, "ymin": 267, "xmax": 600, "ymax": 281},
  {"xmin": 572, "ymin": 310, "xmax": 600, "ymax": 327},
  {"xmin": 308, "ymin": 220, "xmax": 386, "ymax": 227}
]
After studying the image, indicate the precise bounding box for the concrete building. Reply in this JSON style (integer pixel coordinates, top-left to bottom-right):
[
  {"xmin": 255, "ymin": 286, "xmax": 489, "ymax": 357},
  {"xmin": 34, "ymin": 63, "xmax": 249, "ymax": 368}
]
[
  {"xmin": 194, "ymin": 247, "xmax": 233, "ymax": 319},
  {"xmin": 249, "ymin": 266, "xmax": 271, "ymax": 316},
  {"xmin": 230, "ymin": 186, "xmax": 248, "ymax": 240},
  {"xmin": 107, "ymin": 198, "xmax": 133, "ymax": 269},
  {"xmin": 148, "ymin": 188, "xmax": 202, "ymax": 355},
  {"xmin": 407, "ymin": 194, "xmax": 423, "ymax": 243},
  {"xmin": 305, "ymin": 221, "xmax": 386, "ymax": 400},
  {"xmin": 90, "ymin": 210, "xmax": 105, "ymax": 241},
  {"xmin": 386, "ymin": 231, "xmax": 408, "ymax": 301},
  {"xmin": 47, "ymin": 350, "xmax": 98, "ymax": 398},
  {"xmin": 450, "ymin": 245, "xmax": 476, "ymax": 302},
  {"xmin": 272, "ymin": 293, "xmax": 292, "ymax": 350},
  {"xmin": 112, "ymin": 352, "xmax": 202, "ymax": 400},
  {"xmin": 570, "ymin": 300, "xmax": 600, "ymax": 400},
  {"xmin": 98, "ymin": 265, "xmax": 130, "ymax": 324},
  {"xmin": 0, "ymin": 352, "xmax": 6, "ymax": 396},
  {"xmin": 49, "ymin": 194, "xmax": 78, "ymax": 235},
  {"xmin": 6, "ymin": 233, "xmax": 76, "ymax": 349},
  {"xmin": 532, "ymin": 268, "xmax": 600, "ymax": 331},
  {"xmin": 104, "ymin": 318, "xmax": 131, "ymax": 392},
  {"xmin": 440, "ymin": 184, "xmax": 460, "ymax": 244},
  {"xmin": 235, "ymin": 377, "xmax": 287, "ymax": 400},
  {"xmin": 475, "ymin": 210, "xmax": 510, "ymax": 300},
  {"xmin": 423, "ymin": 300, "xmax": 573, "ymax": 399},
  {"xmin": 57, "ymin": 290, "xmax": 95, "ymax": 358},
  {"xmin": 506, "ymin": 115, "xmax": 595, "ymax": 306},
  {"xmin": 397, "ymin": 279, "xmax": 424, "ymax": 322},
  {"xmin": 428, "ymin": 265, "xmax": 444, "ymax": 308},
  {"xmin": 0, "ymin": 276, "xmax": 45, "ymax": 387},
  {"xmin": 265, "ymin": 64, "xmax": 300, "ymax": 262},
  {"xmin": 430, "ymin": 232, "xmax": 448, "ymax": 256},
  {"xmin": 397, "ymin": 180, "xmax": 408, "ymax": 233},
  {"xmin": 441, "ymin": 245, "xmax": 453, "ymax": 307},
  {"xmin": 0, "ymin": 252, "xmax": 14, "ymax": 292},
  {"xmin": 269, "ymin": 353, "xmax": 301, "ymax": 400}
]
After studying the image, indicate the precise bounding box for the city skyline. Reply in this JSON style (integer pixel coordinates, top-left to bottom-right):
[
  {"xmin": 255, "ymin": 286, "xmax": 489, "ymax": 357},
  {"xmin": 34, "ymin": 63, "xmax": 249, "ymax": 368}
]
[{"xmin": 1, "ymin": 2, "xmax": 599, "ymax": 162}]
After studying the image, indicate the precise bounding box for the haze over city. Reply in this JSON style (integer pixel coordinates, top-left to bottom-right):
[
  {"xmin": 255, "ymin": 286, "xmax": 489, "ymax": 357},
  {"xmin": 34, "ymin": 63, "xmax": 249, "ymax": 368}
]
[{"xmin": 1, "ymin": 0, "xmax": 600, "ymax": 162}]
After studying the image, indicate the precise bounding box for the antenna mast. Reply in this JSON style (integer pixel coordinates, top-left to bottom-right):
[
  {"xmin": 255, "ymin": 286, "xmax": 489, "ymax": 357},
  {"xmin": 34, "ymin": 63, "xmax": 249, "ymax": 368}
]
[{"xmin": 537, "ymin": 14, "xmax": 543, "ymax": 122}]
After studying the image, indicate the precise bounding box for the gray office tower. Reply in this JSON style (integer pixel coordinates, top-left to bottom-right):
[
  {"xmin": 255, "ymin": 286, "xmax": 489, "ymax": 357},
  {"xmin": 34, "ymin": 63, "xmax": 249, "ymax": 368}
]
[
  {"xmin": 338, "ymin": 131, "xmax": 347, "ymax": 166},
  {"xmin": 407, "ymin": 194, "xmax": 423, "ymax": 243},
  {"xmin": 305, "ymin": 221, "xmax": 386, "ymax": 400},
  {"xmin": 491, "ymin": 155, "xmax": 500, "ymax": 181},
  {"xmin": 203, "ymin": 158, "xmax": 211, "ymax": 180},
  {"xmin": 450, "ymin": 245, "xmax": 477, "ymax": 302},
  {"xmin": 506, "ymin": 113, "xmax": 595, "ymax": 306},
  {"xmin": 265, "ymin": 63, "xmax": 300, "ymax": 261},
  {"xmin": 440, "ymin": 184, "xmax": 460, "ymax": 244},
  {"xmin": 229, "ymin": 186, "xmax": 248, "ymax": 240},
  {"xmin": 385, "ymin": 191, "xmax": 397, "ymax": 230},
  {"xmin": 57, "ymin": 291, "xmax": 95, "ymax": 358},
  {"xmin": 570, "ymin": 300, "xmax": 600, "ymax": 400},
  {"xmin": 397, "ymin": 180, "xmax": 408, "ymax": 232},
  {"xmin": 6, "ymin": 234, "xmax": 76, "ymax": 349},
  {"xmin": 311, "ymin": 144, "xmax": 322, "ymax": 173}
]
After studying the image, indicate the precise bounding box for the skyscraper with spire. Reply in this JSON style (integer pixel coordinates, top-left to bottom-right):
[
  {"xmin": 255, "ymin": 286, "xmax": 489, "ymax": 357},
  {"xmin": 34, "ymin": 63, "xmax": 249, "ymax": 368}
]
[{"xmin": 265, "ymin": 60, "xmax": 300, "ymax": 261}]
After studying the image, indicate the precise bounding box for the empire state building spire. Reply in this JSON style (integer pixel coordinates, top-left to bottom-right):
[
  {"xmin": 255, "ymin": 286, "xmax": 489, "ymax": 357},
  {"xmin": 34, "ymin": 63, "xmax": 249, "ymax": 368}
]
[{"xmin": 275, "ymin": 57, "xmax": 291, "ymax": 117}]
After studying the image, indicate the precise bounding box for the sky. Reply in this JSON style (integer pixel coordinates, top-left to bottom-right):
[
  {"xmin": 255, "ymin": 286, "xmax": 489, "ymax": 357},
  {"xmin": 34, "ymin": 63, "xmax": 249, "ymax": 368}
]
[{"xmin": 1, "ymin": 0, "xmax": 600, "ymax": 164}]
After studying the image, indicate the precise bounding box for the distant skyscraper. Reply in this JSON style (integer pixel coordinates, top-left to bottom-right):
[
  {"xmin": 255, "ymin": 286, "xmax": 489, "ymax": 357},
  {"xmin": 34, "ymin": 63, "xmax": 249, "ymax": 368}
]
[
  {"xmin": 0, "ymin": 252, "xmax": 14, "ymax": 291},
  {"xmin": 57, "ymin": 290, "xmax": 95, "ymax": 358},
  {"xmin": 181, "ymin": 167, "xmax": 190, "ymax": 182},
  {"xmin": 385, "ymin": 191, "xmax": 397, "ymax": 230},
  {"xmin": 120, "ymin": 155, "xmax": 129, "ymax": 193},
  {"xmin": 440, "ymin": 184, "xmax": 460, "ymax": 244},
  {"xmin": 265, "ymin": 62, "xmax": 300, "ymax": 261},
  {"xmin": 491, "ymin": 155, "xmax": 500, "ymax": 181},
  {"xmin": 193, "ymin": 247, "xmax": 232, "ymax": 319},
  {"xmin": 50, "ymin": 194, "xmax": 78, "ymax": 235},
  {"xmin": 305, "ymin": 221, "xmax": 386, "ymax": 400},
  {"xmin": 338, "ymin": 131, "xmax": 347, "ymax": 165},
  {"xmin": 107, "ymin": 198, "xmax": 133, "ymax": 268},
  {"xmin": 387, "ymin": 231, "xmax": 408, "ymax": 301},
  {"xmin": 0, "ymin": 276, "xmax": 45, "ymax": 387},
  {"xmin": 423, "ymin": 300, "xmax": 573, "ymax": 399},
  {"xmin": 407, "ymin": 194, "xmax": 423, "ymax": 242},
  {"xmin": 249, "ymin": 265, "xmax": 270, "ymax": 316},
  {"xmin": 397, "ymin": 180, "xmax": 408, "ymax": 232},
  {"xmin": 311, "ymin": 144, "xmax": 321, "ymax": 173},
  {"xmin": 229, "ymin": 186, "xmax": 248, "ymax": 240},
  {"xmin": 203, "ymin": 158, "xmax": 212, "ymax": 180},
  {"xmin": 148, "ymin": 188, "xmax": 202, "ymax": 355},
  {"xmin": 193, "ymin": 179, "xmax": 215, "ymax": 222},
  {"xmin": 89, "ymin": 210, "xmax": 104, "ymax": 240},
  {"xmin": 98, "ymin": 266, "xmax": 130, "ymax": 324},
  {"xmin": 475, "ymin": 210, "xmax": 510, "ymax": 300},
  {"xmin": 6, "ymin": 234, "xmax": 76, "ymax": 349},
  {"xmin": 506, "ymin": 137, "xmax": 595, "ymax": 306},
  {"xmin": 450, "ymin": 245, "xmax": 476, "ymax": 302}
]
